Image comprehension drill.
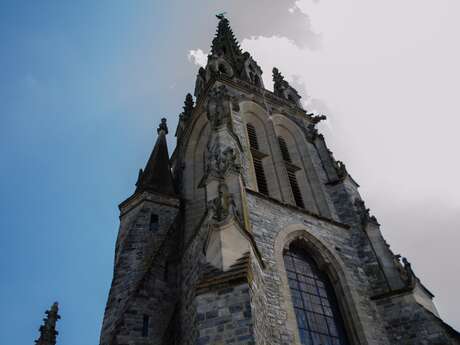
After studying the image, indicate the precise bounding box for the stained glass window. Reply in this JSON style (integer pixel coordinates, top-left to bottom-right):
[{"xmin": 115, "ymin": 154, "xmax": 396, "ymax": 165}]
[{"xmin": 284, "ymin": 244, "xmax": 349, "ymax": 345}]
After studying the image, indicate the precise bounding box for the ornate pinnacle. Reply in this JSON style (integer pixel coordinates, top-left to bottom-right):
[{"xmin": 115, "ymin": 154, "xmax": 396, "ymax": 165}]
[
  {"xmin": 181, "ymin": 93, "xmax": 194, "ymax": 122},
  {"xmin": 272, "ymin": 67, "xmax": 284, "ymax": 84},
  {"xmin": 272, "ymin": 67, "xmax": 301, "ymax": 104},
  {"xmin": 35, "ymin": 302, "xmax": 60, "ymax": 345},
  {"xmin": 157, "ymin": 118, "xmax": 168, "ymax": 135}
]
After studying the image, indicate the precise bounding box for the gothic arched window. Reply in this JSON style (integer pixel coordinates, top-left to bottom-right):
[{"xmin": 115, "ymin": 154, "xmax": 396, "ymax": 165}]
[{"xmin": 284, "ymin": 244, "xmax": 349, "ymax": 345}]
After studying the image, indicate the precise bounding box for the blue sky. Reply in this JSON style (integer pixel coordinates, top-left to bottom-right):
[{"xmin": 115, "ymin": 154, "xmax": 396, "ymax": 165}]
[
  {"xmin": 1, "ymin": 1, "xmax": 459, "ymax": 344},
  {"xmin": 0, "ymin": 2, "xmax": 195, "ymax": 344}
]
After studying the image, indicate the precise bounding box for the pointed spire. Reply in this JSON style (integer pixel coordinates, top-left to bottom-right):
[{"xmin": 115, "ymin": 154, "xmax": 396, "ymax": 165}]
[
  {"xmin": 35, "ymin": 302, "xmax": 60, "ymax": 345},
  {"xmin": 136, "ymin": 118, "xmax": 176, "ymax": 196},
  {"xmin": 211, "ymin": 14, "xmax": 243, "ymax": 60}
]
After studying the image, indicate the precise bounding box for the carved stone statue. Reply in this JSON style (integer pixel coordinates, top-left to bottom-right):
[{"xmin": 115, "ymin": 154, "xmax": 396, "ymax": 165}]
[
  {"xmin": 402, "ymin": 257, "xmax": 415, "ymax": 286},
  {"xmin": 208, "ymin": 183, "xmax": 231, "ymax": 222},
  {"xmin": 335, "ymin": 160, "xmax": 348, "ymax": 179},
  {"xmin": 206, "ymin": 85, "xmax": 232, "ymax": 129},
  {"xmin": 206, "ymin": 142, "xmax": 241, "ymax": 178}
]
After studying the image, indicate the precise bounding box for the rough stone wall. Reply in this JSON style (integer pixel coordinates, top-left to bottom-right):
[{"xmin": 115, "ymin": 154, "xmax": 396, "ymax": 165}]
[
  {"xmin": 375, "ymin": 292, "xmax": 460, "ymax": 344},
  {"xmin": 249, "ymin": 257, "xmax": 270, "ymax": 345},
  {"xmin": 195, "ymin": 283, "xmax": 254, "ymax": 345},
  {"xmin": 100, "ymin": 192, "xmax": 179, "ymax": 345},
  {"xmin": 180, "ymin": 223, "xmax": 208, "ymax": 345}
]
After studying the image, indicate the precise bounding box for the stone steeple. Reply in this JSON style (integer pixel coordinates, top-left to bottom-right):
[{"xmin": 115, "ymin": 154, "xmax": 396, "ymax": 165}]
[
  {"xmin": 194, "ymin": 15, "xmax": 264, "ymax": 99},
  {"xmin": 34, "ymin": 302, "xmax": 60, "ymax": 345},
  {"xmin": 98, "ymin": 16, "xmax": 460, "ymax": 345},
  {"xmin": 211, "ymin": 14, "xmax": 243, "ymax": 67},
  {"xmin": 135, "ymin": 118, "xmax": 175, "ymax": 196}
]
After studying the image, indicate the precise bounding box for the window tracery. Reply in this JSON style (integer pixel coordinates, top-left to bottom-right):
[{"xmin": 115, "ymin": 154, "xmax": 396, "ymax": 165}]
[{"xmin": 284, "ymin": 244, "xmax": 349, "ymax": 345}]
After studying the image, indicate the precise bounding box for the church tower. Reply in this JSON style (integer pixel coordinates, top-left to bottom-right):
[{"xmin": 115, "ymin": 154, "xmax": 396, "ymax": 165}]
[{"xmin": 100, "ymin": 15, "xmax": 460, "ymax": 345}]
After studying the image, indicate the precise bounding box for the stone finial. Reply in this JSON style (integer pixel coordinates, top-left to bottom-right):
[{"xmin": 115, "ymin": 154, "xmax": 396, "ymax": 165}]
[
  {"xmin": 157, "ymin": 118, "xmax": 168, "ymax": 135},
  {"xmin": 35, "ymin": 302, "xmax": 60, "ymax": 345}
]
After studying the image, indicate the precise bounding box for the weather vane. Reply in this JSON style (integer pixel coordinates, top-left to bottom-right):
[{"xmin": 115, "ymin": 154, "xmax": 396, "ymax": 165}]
[{"xmin": 216, "ymin": 12, "xmax": 227, "ymax": 19}]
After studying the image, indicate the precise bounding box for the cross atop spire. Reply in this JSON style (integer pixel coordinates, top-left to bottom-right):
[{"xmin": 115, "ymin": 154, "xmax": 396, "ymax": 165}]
[
  {"xmin": 34, "ymin": 302, "xmax": 60, "ymax": 345},
  {"xmin": 215, "ymin": 12, "xmax": 227, "ymax": 20}
]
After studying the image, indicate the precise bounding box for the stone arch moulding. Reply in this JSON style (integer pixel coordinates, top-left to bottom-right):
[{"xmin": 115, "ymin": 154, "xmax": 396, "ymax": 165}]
[
  {"xmin": 273, "ymin": 224, "xmax": 370, "ymax": 345},
  {"xmin": 184, "ymin": 111, "xmax": 209, "ymax": 199},
  {"xmin": 271, "ymin": 114, "xmax": 334, "ymax": 218},
  {"xmin": 238, "ymin": 100, "xmax": 285, "ymax": 200}
]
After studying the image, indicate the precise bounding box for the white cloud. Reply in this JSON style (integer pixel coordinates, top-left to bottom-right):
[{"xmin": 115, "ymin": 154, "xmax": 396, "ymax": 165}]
[
  {"xmin": 240, "ymin": 0, "xmax": 460, "ymax": 329},
  {"xmin": 187, "ymin": 49, "xmax": 208, "ymax": 67}
]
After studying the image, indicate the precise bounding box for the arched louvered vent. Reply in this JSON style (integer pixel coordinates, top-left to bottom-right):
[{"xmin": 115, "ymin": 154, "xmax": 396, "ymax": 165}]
[
  {"xmin": 253, "ymin": 156, "xmax": 269, "ymax": 195},
  {"xmin": 278, "ymin": 136, "xmax": 292, "ymax": 163},
  {"xmin": 287, "ymin": 170, "xmax": 304, "ymax": 208},
  {"xmin": 247, "ymin": 123, "xmax": 268, "ymax": 195},
  {"xmin": 278, "ymin": 136, "xmax": 304, "ymax": 208},
  {"xmin": 247, "ymin": 123, "xmax": 259, "ymax": 150}
]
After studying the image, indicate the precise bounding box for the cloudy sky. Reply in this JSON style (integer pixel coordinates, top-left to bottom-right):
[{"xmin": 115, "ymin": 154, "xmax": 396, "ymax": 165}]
[{"xmin": 1, "ymin": 1, "xmax": 459, "ymax": 344}]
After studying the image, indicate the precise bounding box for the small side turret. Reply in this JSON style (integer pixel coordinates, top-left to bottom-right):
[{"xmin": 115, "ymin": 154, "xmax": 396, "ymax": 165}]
[{"xmin": 135, "ymin": 118, "xmax": 176, "ymax": 196}]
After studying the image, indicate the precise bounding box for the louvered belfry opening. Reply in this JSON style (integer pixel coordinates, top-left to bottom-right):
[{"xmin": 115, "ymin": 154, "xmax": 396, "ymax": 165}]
[
  {"xmin": 247, "ymin": 123, "xmax": 259, "ymax": 150},
  {"xmin": 278, "ymin": 136, "xmax": 304, "ymax": 208},
  {"xmin": 247, "ymin": 123, "xmax": 269, "ymax": 196},
  {"xmin": 278, "ymin": 137, "xmax": 292, "ymax": 162},
  {"xmin": 287, "ymin": 169, "xmax": 304, "ymax": 208},
  {"xmin": 253, "ymin": 157, "xmax": 269, "ymax": 195}
]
